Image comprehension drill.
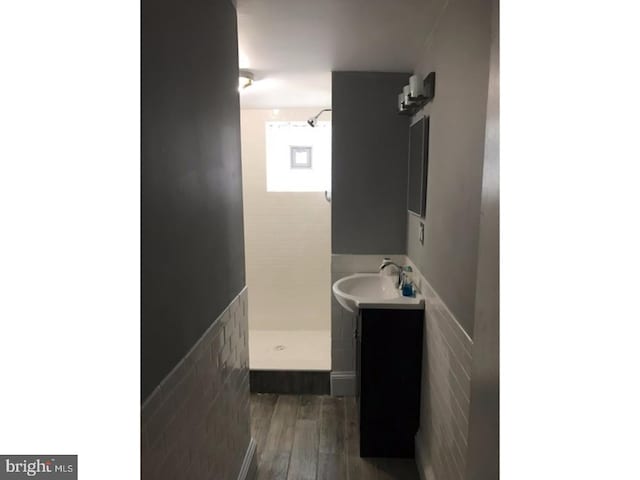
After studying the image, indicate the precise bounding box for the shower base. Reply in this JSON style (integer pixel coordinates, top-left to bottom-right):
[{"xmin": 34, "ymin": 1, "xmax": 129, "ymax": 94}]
[{"xmin": 249, "ymin": 329, "xmax": 331, "ymax": 371}]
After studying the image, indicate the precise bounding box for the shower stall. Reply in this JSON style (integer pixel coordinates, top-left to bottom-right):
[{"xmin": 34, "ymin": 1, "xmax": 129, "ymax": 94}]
[{"xmin": 240, "ymin": 108, "xmax": 332, "ymax": 390}]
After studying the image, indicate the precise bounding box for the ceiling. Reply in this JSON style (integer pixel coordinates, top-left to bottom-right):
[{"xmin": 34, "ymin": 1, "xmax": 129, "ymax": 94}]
[{"xmin": 237, "ymin": 0, "xmax": 435, "ymax": 109}]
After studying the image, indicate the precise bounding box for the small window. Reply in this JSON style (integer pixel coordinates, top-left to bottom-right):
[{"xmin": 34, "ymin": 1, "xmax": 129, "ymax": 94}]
[
  {"xmin": 290, "ymin": 146, "xmax": 312, "ymax": 169},
  {"xmin": 265, "ymin": 121, "xmax": 331, "ymax": 192}
]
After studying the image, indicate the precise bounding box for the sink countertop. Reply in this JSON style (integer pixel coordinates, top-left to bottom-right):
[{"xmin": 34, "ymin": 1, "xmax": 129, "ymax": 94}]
[{"xmin": 332, "ymin": 273, "xmax": 425, "ymax": 313}]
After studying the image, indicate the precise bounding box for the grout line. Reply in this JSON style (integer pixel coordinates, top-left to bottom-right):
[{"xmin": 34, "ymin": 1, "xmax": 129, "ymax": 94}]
[
  {"xmin": 432, "ymin": 317, "xmax": 472, "ymax": 381},
  {"xmin": 429, "ymin": 376, "xmax": 468, "ymax": 448},
  {"xmin": 436, "ymin": 306, "xmax": 473, "ymax": 361}
]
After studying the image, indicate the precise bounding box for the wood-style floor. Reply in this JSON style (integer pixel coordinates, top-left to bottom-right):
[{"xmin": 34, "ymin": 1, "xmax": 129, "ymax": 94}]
[{"xmin": 250, "ymin": 394, "xmax": 420, "ymax": 480}]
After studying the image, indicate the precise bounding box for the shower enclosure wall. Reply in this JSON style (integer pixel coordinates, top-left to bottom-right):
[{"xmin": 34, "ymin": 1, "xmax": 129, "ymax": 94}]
[{"xmin": 240, "ymin": 108, "xmax": 332, "ymax": 375}]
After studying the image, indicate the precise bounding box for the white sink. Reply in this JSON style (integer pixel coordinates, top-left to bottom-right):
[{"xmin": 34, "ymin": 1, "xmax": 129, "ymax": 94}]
[{"xmin": 332, "ymin": 273, "xmax": 425, "ymax": 313}]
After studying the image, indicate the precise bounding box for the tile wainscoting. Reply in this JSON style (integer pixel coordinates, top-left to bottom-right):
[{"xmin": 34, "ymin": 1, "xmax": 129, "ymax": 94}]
[
  {"xmin": 404, "ymin": 258, "xmax": 474, "ymax": 480},
  {"xmin": 141, "ymin": 287, "xmax": 256, "ymax": 480}
]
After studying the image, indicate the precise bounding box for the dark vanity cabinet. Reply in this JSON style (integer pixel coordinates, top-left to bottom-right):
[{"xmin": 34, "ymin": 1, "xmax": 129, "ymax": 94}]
[{"xmin": 356, "ymin": 308, "xmax": 424, "ymax": 458}]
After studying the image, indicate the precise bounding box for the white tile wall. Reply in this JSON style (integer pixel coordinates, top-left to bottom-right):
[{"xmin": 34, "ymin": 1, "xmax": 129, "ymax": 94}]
[
  {"xmin": 141, "ymin": 288, "xmax": 254, "ymax": 480},
  {"xmin": 406, "ymin": 258, "xmax": 473, "ymax": 480}
]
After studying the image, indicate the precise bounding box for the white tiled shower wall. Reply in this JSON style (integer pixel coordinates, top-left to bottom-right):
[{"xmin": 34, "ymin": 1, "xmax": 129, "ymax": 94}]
[
  {"xmin": 141, "ymin": 288, "xmax": 255, "ymax": 480},
  {"xmin": 241, "ymin": 109, "xmax": 331, "ymax": 334},
  {"xmin": 330, "ymin": 255, "xmax": 473, "ymax": 480}
]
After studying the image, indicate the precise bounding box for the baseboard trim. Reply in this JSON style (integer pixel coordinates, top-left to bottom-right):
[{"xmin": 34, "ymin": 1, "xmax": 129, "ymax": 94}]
[
  {"xmin": 330, "ymin": 371, "xmax": 356, "ymax": 396},
  {"xmin": 237, "ymin": 437, "xmax": 257, "ymax": 480}
]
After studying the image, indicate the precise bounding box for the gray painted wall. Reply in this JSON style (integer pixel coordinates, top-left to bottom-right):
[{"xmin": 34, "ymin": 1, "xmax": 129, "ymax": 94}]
[
  {"xmin": 141, "ymin": 0, "xmax": 245, "ymax": 400},
  {"xmin": 406, "ymin": 0, "xmax": 492, "ymax": 338},
  {"xmin": 331, "ymin": 71, "xmax": 410, "ymax": 254},
  {"xmin": 466, "ymin": 0, "xmax": 499, "ymax": 477}
]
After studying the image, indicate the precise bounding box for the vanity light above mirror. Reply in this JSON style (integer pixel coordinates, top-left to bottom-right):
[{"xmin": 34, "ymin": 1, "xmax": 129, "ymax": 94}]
[{"xmin": 398, "ymin": 72, "xmax": 436, "ymax": 115}]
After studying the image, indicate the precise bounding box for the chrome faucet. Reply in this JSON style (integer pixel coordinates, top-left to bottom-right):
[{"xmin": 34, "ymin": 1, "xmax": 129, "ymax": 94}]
[{"xmin": 379, "ymin": 258, "xmax": 404, "ymax": 288}]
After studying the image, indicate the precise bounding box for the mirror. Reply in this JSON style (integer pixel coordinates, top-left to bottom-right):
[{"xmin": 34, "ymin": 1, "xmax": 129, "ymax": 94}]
[{"xmin": 407, "ymin": 116, "xmax": 430, "ymax": 217}]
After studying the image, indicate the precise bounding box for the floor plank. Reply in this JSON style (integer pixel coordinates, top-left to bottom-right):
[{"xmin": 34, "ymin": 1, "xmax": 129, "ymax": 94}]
[
  {"xmin": 251, "ymin": 394, "xmax": 419, "ymax": 480},
  {"xmin": 297, "ymin": 395, "xmax": 321, "ymax": 420},
  {"xmin": 262, "ymin": 395, "xmax": 300, "ymax": 451},
  {"xmin": 317, "ymin": 452, "xmax": 347, "ymax": 480},
  {"xmin": 257, "ymin": 395, "xmax": 300, "ymax": 480},
  {"xmin": 319, "ymin": 396, "xmax": 346, "ymax": 454},
  {"xmin": 345, "ymin": 396, "xmax": 378, "ymax": 479},
  {"xmin": 286, "ymin": 419, "xmax": 319, "ymax": 480},
  {"xmin": 375, "ymin": 458, "xmax": 421, "ymax": 480},
  {"xmin": 250, "ymin": 394, "xmax": 278, "ymax": 459},
  {"xmin": 256, "ymin": 452, "xmax": 290, "ymax": 480}
]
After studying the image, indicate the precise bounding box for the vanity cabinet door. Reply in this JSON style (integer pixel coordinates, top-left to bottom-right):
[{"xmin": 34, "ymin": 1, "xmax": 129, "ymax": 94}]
[{"xmin": 358, "ymin": 308, "xmax": 424, "ymax": 458}]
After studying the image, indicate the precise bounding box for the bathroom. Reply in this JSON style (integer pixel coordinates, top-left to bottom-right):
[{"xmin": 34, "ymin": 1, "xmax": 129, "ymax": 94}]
[
  {"xmin": 8, "ymin": 0, "xmax": 640, "ymax": 477},
  {"xmin": 141, "ymin": 0, "xmax": 498, "ymax": 478}
]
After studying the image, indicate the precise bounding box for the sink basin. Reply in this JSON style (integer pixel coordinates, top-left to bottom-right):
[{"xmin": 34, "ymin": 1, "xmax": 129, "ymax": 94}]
[{"xmin": 332, "ymin": 273, "xmax": 425, "ymax": 313}]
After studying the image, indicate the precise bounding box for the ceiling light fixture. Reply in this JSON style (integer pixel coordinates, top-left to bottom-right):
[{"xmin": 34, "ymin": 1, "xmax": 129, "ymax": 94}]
[{"xmin": 239, "ymin": 69, "xmax": 254, "ymax": 90}]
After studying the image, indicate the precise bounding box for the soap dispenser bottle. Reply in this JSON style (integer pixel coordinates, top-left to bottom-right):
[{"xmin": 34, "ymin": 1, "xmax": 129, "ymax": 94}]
[{"xmin": 401, "ymin": 266, "xmax": 415, "ymax": 297}]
